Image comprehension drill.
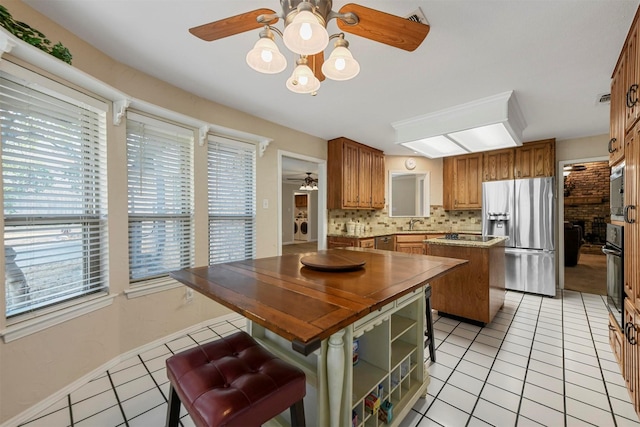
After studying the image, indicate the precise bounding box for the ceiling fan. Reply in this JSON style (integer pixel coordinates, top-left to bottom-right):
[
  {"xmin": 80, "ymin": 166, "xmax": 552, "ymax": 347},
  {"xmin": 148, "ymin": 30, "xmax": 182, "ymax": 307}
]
[
  {"xmin": 287, "ymin": 172, "xmax": 319, "ymax": 190},
  {"xmin": 189, "ymin": 1, "xmax": 430, "ymax": 94}
]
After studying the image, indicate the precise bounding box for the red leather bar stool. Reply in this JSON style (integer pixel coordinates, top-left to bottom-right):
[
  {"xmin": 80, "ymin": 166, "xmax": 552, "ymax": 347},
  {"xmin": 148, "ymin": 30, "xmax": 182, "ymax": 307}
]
[{"xmin": 165, "ymin": 331, "xmax": 306, "ymax": 427}]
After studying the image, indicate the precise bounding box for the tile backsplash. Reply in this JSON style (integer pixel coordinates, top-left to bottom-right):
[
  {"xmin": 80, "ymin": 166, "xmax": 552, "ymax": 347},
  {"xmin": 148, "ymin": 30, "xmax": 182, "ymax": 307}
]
[{"xmin": 328, "ymin": 206, "xmax": 482, "ymax": 235}]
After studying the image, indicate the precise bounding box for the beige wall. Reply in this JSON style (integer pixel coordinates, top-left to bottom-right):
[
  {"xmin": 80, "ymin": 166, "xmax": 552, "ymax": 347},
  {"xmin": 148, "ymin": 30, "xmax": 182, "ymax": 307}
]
[
  {"xmin": 556, "ymin": 133, "xmax": 609, "ymax": 162},
  {"xmin": 0, "ymin": 1, "xmax": 326, "ymax": 423}
]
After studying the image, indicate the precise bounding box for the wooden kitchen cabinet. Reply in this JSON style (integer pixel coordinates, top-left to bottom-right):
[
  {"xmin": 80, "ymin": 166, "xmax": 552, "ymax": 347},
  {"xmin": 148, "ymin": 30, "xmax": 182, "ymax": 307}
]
[
  {"xmin": 426, "ymin": 242, "xmax": 505, "ymax": 325},
  {"xmin": 327, "ymin": 236, "xmax": 375, "ymax": 249},
  {"xmin": 395, "ymin": 234, "xmax": 426, "ymax": 254},
  {"xmin": 610, "ymin": 312, "xmax": 624, "ymax": 369},
  {"xmin": 611, "ymin": 57, "xmax": 626, "ymax": 166},
  {"xmin": 513, "ymin": 138, "xmax": 555, "ymax": 178},
  {"xmin": 612, "ymin": 8, "xmax": 640, "ymax": 418},
  {"xmin": 624, "ymin": 299, "xmax": 639, "ymax": 411},
  {"xmin": 626, "ymin": 17, "xmax": 640, "ymax": 134},
  {"xmin": 483, "ymin": 148, "xmax": 514, "ymax": 181},
  {"xmin": 327, "ymin": 137, "xmax": 385, "ymax": 210},
  {"xmin": 294, "ymin": 194, "xmax": 308, "ymax": 207},
  {"xmin": 626, "ymin": 125, "xmax": 640, "ymax": 311},
  {"xmin": 443, "ymin": 153, "xmax": 482, "ymax": 210}
]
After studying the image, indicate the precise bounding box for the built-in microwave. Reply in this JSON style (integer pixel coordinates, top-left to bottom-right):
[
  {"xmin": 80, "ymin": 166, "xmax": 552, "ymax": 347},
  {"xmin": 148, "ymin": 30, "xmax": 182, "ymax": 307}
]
[{"xmin": 611, "ymin": 162, "xmax": 624, "ymax": 222}]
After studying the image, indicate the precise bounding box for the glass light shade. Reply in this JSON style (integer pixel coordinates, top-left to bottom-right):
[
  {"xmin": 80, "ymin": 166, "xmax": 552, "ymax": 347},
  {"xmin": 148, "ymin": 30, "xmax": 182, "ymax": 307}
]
[
  {"xmin": 299, "ymin": 184, "xmax": 306, "ymax": 190},
  {"xmin": 322, "ymin": 46, "xmax": 360, "ymax": 81},
  {"xmin": 246, "ymin": 37, "xmax": 287, "ymax": 74},
  {"xmin": 286, "ymin": 63, "xmax": 321, "ymax": 94},
  {"xmin": 283, "ymin": 10, "xmax": 328, "ymax": 55}
]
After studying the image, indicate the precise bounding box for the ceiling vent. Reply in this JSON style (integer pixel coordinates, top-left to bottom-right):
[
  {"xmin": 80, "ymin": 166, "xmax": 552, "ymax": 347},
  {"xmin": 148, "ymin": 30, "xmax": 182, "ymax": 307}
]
[
  {"xmin": 597, "ymin": 93, "xmax": 611, "ymax": 105},
  {"xmin": 406, "ymin": 8, "xmax": 428, "ymax": 25}
]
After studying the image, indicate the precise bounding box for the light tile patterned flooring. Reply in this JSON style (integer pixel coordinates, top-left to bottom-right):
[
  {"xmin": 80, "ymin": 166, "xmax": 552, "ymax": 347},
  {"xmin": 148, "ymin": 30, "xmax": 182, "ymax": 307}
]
[{"xmin": 18, "ymin": 290, "xmax": 640, "ymax": 427}]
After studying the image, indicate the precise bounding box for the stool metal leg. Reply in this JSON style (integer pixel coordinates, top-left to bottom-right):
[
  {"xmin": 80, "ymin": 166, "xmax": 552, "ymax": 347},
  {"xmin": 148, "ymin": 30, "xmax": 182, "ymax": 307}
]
[
  {"xmin": 424, "ymin": 286, "xmax": 436, "ymax": 362},
  {"xmin": 166, "ymin": 385, "xmax": 181, "ymax": 427},
  {"xmin": 290, "ymin": 399, "xmax": 306, "ymax": 427}
]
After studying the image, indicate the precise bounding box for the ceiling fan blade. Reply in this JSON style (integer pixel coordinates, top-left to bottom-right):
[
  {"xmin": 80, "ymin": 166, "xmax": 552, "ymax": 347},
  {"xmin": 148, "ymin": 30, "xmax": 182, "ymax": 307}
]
[
  {"xmin": 189, "ymin": 9, "xmax": 278, "ymax": 42},
  {"xmin": 308, "ymin": 52, "xmax": 326, "ymax": 82},
  {"xmin": 337, "ymin": 4, "xmax": 430, "ymax": 52}
]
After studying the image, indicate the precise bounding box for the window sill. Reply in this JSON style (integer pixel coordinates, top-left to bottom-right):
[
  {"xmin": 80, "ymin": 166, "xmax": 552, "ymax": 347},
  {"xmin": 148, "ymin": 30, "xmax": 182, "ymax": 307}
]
[
  {"xmin": 1, "ymin": 293, "xmax": 116, "ymax": 343},
  {"xmin": 124, "ymin": 276, "xmax": 183, "ymax": 299}
]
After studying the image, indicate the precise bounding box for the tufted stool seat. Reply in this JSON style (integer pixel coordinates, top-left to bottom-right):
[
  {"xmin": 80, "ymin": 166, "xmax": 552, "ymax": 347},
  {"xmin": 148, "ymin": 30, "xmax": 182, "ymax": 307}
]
[{"xmin": 165, "ymin": 331, "xmax": 306, "ymax": 427}]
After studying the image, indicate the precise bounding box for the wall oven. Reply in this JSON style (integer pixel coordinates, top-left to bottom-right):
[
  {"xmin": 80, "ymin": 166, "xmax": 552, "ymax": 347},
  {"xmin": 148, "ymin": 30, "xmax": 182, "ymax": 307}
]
[
  {"xmin": 603, "ymin": 223, "xmax": 624, "ymax": 328},
  {"xmin": 610, "ymin": 162, "xmax": 624, "ymax": 222}
]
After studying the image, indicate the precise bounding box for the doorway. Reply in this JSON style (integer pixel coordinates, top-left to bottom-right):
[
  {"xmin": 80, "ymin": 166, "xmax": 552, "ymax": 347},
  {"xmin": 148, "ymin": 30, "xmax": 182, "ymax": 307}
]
[
  {"xmin": 278, "ymin": 151, "xmax": 326, "ymax": 256},
  {"xmin": 558, "ymin": 157, "xmax": 609, "ymax": 295}
]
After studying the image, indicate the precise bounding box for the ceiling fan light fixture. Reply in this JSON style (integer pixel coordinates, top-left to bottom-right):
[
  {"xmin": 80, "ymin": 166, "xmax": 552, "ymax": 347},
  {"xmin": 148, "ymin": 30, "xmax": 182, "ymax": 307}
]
[
  {"xmin": 286, "ymin": 57, "xmax": 321, "ymax": 94},
  {"xmin": 246, "ymin": 34, "xmax": 287, "ymax": 74},
  {"xmin": 322, "ymin": 36, "xmax": 360, "ymax": 81},
  {"xmin": 283, "ymin": 9, "xmax": 329, "ymax": 55}
]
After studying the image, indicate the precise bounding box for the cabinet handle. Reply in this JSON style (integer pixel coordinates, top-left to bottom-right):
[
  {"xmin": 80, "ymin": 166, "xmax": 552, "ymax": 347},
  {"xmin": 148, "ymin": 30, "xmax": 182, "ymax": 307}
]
[
  {"xmin": 630, "ymin": 323, "xmax": 638, "ymax": 346},
  {"xmin": 627, "ymin": 84, "xmax": 639, "ymax": 108},
  {"xmin": 608, "ymin": 138, "xmax": 617, "ymax": 153},
  {"xmin": 624, "ymin": 205, "xmax": 636, "ymax": 224}
]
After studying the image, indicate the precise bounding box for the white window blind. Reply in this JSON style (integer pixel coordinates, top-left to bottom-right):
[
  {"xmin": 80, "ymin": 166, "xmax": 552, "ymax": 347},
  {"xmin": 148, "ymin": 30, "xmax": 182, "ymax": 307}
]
[
  {"xmin": 126, "ymin": 113, "xmax": 194, "ymax": 283},
  {"xmin": 208, "ymin": 136, "xmax": 256, "ymax": 264},
  {"xmin": 0, "ymin": 70, "xmax": 108, "ymax": 318}
]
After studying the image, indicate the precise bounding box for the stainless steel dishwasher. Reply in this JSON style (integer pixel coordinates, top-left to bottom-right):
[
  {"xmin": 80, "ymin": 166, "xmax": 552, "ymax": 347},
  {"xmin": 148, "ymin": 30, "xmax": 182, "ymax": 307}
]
[{"xmin": 375, "ymin": 235, "xmax": 395, "ymax": 251}]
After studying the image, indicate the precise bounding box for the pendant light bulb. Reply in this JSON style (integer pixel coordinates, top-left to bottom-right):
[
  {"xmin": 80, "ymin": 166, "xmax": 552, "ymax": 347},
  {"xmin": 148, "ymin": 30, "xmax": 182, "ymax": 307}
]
[
  {"xmin": 246, "ymin": 29, "xmax": 287, "ymax": 74},
  {"xmin": 286, "ymin": 57, "xmax": 321, "ymax": 94},
  {"xmin": 322, "ymin": 36, "xmax": 360, "ymax": 81},
  {"xmin": 283, "ymin": 7, "xmax": 328, "ymax": 55}
]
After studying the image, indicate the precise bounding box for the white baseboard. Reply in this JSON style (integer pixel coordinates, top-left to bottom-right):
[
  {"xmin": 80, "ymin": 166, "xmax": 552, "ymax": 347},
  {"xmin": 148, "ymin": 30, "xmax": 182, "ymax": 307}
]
[{"xmin": 0, "ymin": 312, "xmax": 243, "ymax": 427}]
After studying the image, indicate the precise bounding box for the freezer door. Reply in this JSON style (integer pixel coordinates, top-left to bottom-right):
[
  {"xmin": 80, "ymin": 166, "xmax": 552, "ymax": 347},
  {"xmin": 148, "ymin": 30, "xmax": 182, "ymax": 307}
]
[
  {"xmin": 482, "ymin": 180, "xmax": 514, "ymax": 244},
  {"xmin": 505, "ymin": 248, "xmax": 556, "ymax": 296},
  {"xmin": 514, "ymin": 177, "xmax": 555, "ymax": 250}
]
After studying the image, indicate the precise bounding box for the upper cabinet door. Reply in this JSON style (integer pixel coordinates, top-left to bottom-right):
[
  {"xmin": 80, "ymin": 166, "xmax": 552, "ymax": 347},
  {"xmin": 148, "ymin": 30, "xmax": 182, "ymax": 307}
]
[
  {"xmin": 327, "ymin": 137, "xmax": 385, "ymax": 210},
  {"xmin": 443, "ymin": 153, "xmax": 482, "ymax": 210},
  {"xmin": 483, "ymin": 148, "xmax": 515, "ymax": 181},
  {"xmin": 514, "ymin": 139, "xmax": 555, "ymax": 178},
  {"xmin": 626, "ymin": 22, "xmax": 640, "ymax": 133},
  {"xmin": 611, "ymin": 57, "xmax": 626, "ymax": 166}
]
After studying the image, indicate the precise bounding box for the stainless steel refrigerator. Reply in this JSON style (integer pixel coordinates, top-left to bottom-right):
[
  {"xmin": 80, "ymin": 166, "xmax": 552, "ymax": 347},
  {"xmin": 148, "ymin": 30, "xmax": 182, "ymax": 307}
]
[{"xmin": 482, "ymin": 177, "xmax": 556, "ymax": 296}]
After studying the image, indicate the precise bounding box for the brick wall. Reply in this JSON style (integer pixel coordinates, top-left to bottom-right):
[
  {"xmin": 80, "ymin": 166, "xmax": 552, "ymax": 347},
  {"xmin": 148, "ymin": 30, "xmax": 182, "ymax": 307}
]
[{"xmin": 564, "ymin": 161, "xmax": 610, "ymax": 243}]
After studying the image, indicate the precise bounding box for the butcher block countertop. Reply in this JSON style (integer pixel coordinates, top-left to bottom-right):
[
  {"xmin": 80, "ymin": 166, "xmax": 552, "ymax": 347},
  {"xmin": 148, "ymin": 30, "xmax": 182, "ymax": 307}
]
[{"xmin": 170, "ymin": 248, "xmax": 467, "ymax": 354}]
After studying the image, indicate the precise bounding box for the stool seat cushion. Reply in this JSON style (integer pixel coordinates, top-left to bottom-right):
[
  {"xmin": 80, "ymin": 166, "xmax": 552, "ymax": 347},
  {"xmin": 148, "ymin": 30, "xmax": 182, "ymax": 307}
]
[{"xmin": 166, "ymin": 331, "xmax": 306, "ymax": 427}]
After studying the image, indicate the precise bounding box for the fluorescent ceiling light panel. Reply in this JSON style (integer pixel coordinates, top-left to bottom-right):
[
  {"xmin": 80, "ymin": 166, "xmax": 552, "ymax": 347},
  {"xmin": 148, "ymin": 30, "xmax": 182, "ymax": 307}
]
[
  {"xmin": 448, "ymin": 123, "xmax": 518, "ymax": 151},
  {"xmin": 401, "ymin": 135, "xmax": 468, "ymax": 159},
  {"xmin": 392, "ymin": 91, "xmax": 527, "ymax": 157}
]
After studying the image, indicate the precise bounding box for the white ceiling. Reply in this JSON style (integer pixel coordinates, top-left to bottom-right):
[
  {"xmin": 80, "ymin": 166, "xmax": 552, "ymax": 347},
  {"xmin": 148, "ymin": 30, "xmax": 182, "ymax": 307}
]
[{"xmin": 24, "ymin": 0, "xmax": 638, "ymax": 162}]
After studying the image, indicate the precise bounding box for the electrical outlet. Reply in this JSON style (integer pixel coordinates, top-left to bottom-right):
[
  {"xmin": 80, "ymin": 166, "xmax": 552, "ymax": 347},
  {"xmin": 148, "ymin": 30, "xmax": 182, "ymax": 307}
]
[{"xmin": 185, "ymin": 288, "xmax": 194, "ymax": 304}]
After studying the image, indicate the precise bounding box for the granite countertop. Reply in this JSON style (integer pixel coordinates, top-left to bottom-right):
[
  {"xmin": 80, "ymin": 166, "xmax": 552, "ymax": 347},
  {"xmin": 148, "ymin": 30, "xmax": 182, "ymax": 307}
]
[
  {"xmin": 424, "ymin": 236, "xmax": 508, "ymax": 248},
  {"xmin": 327, "ymin": 230, "xmax": 481, "ymax": 239}
]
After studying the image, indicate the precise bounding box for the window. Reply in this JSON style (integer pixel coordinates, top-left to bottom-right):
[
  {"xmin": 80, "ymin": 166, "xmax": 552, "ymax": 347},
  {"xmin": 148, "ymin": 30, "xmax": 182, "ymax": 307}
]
[
  {"xmin": 208, "ymin": 136, "xmax": 256, "ymax": 264},
  {"xmin": 126, "ymin": 112, "xmax": 194, "ymax": 283},
  {"xmin": 1, "ymin": 70, "xmax": 108, "ymax": 318}
]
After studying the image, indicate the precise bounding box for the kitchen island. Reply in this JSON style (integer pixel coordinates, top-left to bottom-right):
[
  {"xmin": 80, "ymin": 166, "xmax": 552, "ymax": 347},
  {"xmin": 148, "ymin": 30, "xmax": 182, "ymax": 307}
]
[
  {"xmin": 425, "ymin": 236, "xmax": 507, "ymax": 325},
  {"xmin": 171, "ymin": 248, "xmax": 466, "ymax": 427}
]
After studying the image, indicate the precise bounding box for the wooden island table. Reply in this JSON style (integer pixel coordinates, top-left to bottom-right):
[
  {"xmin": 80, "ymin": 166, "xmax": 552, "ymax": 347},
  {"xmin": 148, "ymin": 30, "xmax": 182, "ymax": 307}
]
[{"xmin": 170, "ymin": 248, "xmax": 466, "ymax": 427}]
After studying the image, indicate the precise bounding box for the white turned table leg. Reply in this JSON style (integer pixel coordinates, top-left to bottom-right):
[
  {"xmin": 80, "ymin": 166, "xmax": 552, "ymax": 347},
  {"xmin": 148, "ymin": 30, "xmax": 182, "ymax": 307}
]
[{"xmin": 327, "ymin": 329, "xmax": 345, "ymax": 427}]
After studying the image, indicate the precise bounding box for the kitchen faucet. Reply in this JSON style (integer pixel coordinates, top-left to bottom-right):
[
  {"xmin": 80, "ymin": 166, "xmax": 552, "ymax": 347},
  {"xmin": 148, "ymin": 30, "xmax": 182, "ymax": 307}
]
[{"xmin": 409, "ymin": 218, "xmax": 420, "ymax": 231}]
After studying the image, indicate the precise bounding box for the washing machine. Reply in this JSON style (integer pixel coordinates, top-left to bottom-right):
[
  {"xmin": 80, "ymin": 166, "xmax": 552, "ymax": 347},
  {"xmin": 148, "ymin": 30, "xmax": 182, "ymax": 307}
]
[
  {"xmin": 294, "ymin": 218, "xmax": 304, "ymax": 241},
  {"xmin": 299, "ymin": 218, "xmax": 309, "ymax": 241}
]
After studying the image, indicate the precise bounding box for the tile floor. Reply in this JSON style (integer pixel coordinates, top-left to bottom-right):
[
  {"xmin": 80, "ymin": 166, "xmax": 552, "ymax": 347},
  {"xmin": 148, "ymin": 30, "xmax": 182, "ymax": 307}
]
[{"xmin": 18, "ymin": 290, "xmax": 640, "ymax": 427}]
